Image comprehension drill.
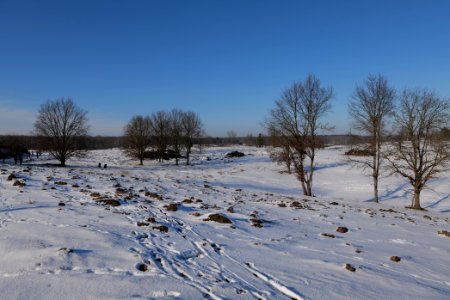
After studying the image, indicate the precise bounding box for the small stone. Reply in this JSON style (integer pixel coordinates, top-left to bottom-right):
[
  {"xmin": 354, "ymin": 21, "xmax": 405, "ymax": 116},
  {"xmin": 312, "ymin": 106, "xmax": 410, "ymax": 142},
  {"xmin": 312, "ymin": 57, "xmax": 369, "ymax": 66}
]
[
  {"xmin": 321, "ymin": 233, "xmax": 335, "ymax": 238},
  {"xmin": 137, "ymin": 263, "xmax": 148, "ymax": 272},
  {"xmin": 336, "ymin": 227, "xmax": 348, "ymax": 233},
  {"xmin": 153, "ymin": 225, "xmax": 169, "ymax": 233},
  {"xmin": 390, "ymin": 256, "xmax": 401, "ymax": 262},
  {"xmin": 345, "ymin": 264, "xmax": 356, "ymax": 272},
  {"xmin": 203, "ymin": 213, "xmax": 232, "ymax": 224},
  {"xmin": 165, "ymin": 203, "xmax": 178, "ymax": 212}
]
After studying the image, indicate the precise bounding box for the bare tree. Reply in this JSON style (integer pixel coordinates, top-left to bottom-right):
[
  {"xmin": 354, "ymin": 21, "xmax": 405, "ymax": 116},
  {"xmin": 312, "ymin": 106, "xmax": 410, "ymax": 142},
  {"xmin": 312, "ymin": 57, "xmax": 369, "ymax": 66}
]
[
  {"xmin": 150, "ymin": 111, "xmax": 170, "ymax": 162},
  {"xmin": 385, "ymin": 89, "xmax": 450, "ymax": 209},
  {"xmin": 123, "ymin": 115, "xmax": 152, "ymax": 165},
  {"xmin": 182, "ymin": 111, "xmax": 204, "ymax": 165},
  {"xmin": 348, "ymin": 74, "xmax": 396, "ymax": 203},
  {"xmin": 34, "ymin": 98, "xmax": 88, "ymax": 167},
  {"xmin": 169, "ymin": 108, "xmax": 184, "ymax": 165},
  {"xmin": 266, "ymin": 74, "xmax": 333, "ymax": 196},
  {"xmin": 268, "ymin": 133, "xmax": 292, "ymax": 173}
]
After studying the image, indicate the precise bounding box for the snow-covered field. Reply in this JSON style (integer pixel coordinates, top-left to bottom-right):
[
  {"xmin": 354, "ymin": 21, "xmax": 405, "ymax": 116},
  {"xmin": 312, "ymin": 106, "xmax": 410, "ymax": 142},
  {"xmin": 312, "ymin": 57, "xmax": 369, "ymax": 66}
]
[{"xmin": 0, "ymin": 146, "xmax": 449, "ymax": 300}]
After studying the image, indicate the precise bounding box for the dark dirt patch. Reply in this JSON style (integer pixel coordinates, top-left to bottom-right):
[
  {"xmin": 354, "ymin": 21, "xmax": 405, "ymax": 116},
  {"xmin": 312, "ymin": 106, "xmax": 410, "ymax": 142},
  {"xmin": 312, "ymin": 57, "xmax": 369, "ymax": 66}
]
[
  {"xmin": 96, "ymin": 199, "xmax": 121, "ymax": 206},
  {"xmin": 438, "ymin": 230, "xmax": 450, "ymax": 237},
  {"xmin": 145, "ymin": 192, "xmax": 163, "ymax": 200},
  {"xmin": 153, "ymin": 225, "xmax": 169, "ymax": 233},
  {"xmin": 7, "ymin": 173, "xmax": 18, "ymax": 181},
  {"xmin": 165, "ymin": 203, "xmax": 179, "ymax": 212},
  {"xmin": 13, "ymin": 180, "xmax": 25, "ymax": 187},
  {"xmin": 204, "ymin": 213, "xmax": 232, "ymax": 224},
  {"xmin": 146, "ymin": 217, "xmax": 156, "ymax": 223}
]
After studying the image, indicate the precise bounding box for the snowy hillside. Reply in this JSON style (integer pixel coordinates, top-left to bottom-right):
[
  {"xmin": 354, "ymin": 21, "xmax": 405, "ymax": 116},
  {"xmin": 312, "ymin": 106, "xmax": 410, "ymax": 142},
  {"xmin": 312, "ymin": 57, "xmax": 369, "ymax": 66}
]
[{"xmin": 0, "ymin": 146, "xmax": 449, "ymax": 299}]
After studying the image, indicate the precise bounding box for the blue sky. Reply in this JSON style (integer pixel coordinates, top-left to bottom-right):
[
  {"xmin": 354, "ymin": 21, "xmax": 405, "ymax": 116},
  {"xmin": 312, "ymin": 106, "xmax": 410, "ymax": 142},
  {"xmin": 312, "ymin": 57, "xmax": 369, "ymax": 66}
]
[{"xmin": 1, "ymin": 0, "xmax": 449, "ymax": 136}]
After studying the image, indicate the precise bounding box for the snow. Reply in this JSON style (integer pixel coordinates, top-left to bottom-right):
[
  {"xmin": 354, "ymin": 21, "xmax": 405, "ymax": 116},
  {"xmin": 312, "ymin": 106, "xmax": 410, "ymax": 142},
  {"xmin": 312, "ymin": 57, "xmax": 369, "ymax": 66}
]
[{"xmin": 0, "ymin": 146, "xmax": 449, "ymax": 299}]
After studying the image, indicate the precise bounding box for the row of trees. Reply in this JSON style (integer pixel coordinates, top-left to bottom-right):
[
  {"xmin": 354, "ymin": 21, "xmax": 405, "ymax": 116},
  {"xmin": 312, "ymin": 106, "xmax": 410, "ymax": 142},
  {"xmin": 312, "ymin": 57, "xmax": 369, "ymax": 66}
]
[
  {"xmin": 267, "ymin": 73, "xmax": 450, "ymax": 209},
  {"xmin": 31, "ymin": 98, "xmax": 205, "ymax": 167},
  {"xmin": 349, "ymin": 75, "xmax": 449, "ymax": 209},
  {"xmin": 123, "ymin": 109, "xmax": 204, "ymax": 165}
]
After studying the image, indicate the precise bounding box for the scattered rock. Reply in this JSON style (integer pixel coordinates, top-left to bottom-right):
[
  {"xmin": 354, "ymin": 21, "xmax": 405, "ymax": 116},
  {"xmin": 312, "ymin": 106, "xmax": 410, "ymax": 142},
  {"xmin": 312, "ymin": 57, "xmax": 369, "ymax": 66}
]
[
  {"xmin": 225, "ymin": 151, "xmax": 245, "ymax": 158},
  {"xmin": 54, "ymin": 181, "xmax": 67, "ymax": 185},
  {"xmin": 321, "ymin": 233, "xmax": 335, "ymax": 238},
  {"xmin": 290, "ymin": 201, "xmax": 306, "ymax": 209},
  {"xmin": 58, "ymin": 202, "xmax": 66, "ymax": 206},
  {"xmin": 90, "ymin": 192, "xmax": 101, "ymax": 198},
  {"xmin": 250, "ymin": 218, "xmax": 263, "ymax": 228},
  {"xmin": 182, "ymin": 198, "xmax": 193, "ymax": 203},
  {"xmin": 190, "ymin": 212, "xmax": 202, "ymax": 217},
  {"xmin": 204, "ymin": 213, "xmax": 232, "ymax": 224},
  {"xmin": 146, "ymin": 217, "xmax": 156, "ymax": 223},
  {"xmin": 390, "ymin": 256, "xmax": 401, "ymax": 262},
  {"xmin": 345, "ymin": 264, "xmax": 356, "ymax": 272},
  {"xmin": 96, "ymin": 199, "xmax": 121, "ymax": 206},
  {"xmin": 165, "ymin": 203, "xmax": 178, "ymax": 211},
  {"xmin": 137, "ymin": 263, "xmax": 148, "ymax": 272},
  {"xmin": 145, "ymin": 192, "xmax": 163, "ymax": 200},
  {"xmin": 153, "ymin": 225, "xmax": 169, "ymax": 233},
  {"xmin": 116, "ymin": 187, "xmax": 127, "ymax": 194},
  {"xmin": 137, "ymin": 221, "xmax": 149, "ymax": 227},
  {"xmin": 438, "ymin": 230, "xmax": 450, "ymax": 237},
  {"xmin": 336, "ymin": 227, "xmax": 348, "ymax": 233},
  {"xmin": 13, "ymin": 180, "xmax": 25, "ymax": 187},
  {"xmin": 330, "ymin": 201, "xmax": 339, "ymax": 205},
  {"xmin": 7, "ymin": 173, "xmax": 17, "ymax": 181},
  {"xmin": 277, "ymin": 203, "xmax": 287, "ymax": 207},
  {"xmin": 227, "ymin": 206, "xmax": 234, "ymax": 213}
]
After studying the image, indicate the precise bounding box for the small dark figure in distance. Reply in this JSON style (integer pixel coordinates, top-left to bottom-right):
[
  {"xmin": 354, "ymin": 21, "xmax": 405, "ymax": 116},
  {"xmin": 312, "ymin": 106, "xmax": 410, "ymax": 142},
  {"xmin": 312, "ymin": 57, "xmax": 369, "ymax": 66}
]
[
  {"xmin": 104, "ymin": 164, "xmax": 107, "ymax": 169},
  {"xmin": 98, "ymin": 163, "xmax": 101, "ymax": 168}
]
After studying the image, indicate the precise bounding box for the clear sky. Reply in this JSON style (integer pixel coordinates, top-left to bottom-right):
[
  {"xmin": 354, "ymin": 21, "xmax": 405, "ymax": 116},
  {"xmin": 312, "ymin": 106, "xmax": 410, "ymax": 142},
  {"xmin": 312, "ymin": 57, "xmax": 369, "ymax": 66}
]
[{"xmin": 1, "ymin": 0, "xmax": 449, "ymax": 136}]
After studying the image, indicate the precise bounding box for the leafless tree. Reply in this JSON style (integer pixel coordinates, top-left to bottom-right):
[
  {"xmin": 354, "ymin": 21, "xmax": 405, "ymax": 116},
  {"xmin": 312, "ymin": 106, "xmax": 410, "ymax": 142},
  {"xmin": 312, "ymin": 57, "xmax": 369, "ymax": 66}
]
[
  {"xmin": 123, "ymin": 115, "xmax": 152, "ymax": 165},
  {"xmin": 268, "ymin": 133, "xmax": 292, "ymax": 173},
  {"xmin": 150, "ymin": 111, "xmax": 170, "ymax": 162},
  {"xmin": 385, "ymin": 89, "xmax": 450, "ymax": 209},
  {"xmin": 182, "ymin": 111, "xmax": 204, "ymax": 165},
  {"xmin": 34, "ymin": 98, "xmax": 89, "ymax": 167},
  {"xmin": 266, "ymin": 74, "xmax": 333, "ymax": 196},
  {"xmin": 348, "ymin": 74, "xmax": 396, "ymax": 203},
  {"xmin": 169, "ymin": 108, "xmax": 184, "ymax": 165}
]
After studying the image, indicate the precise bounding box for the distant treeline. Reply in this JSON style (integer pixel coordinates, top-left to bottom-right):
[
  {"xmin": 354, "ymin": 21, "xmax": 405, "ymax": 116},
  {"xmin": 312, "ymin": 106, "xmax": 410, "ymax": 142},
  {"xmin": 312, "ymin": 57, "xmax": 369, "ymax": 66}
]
[{"xmin": 0, "ymin": 133, "xmax": 417, "ymax": 153}]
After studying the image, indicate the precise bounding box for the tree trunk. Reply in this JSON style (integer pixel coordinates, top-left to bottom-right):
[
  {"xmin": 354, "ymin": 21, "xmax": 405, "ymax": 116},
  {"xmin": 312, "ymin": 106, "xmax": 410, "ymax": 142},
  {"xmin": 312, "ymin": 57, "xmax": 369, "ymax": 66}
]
[
  {"xmin": 186, "ymin": 152, "xmax": 190, "ymax": 166},
  {"xmin": 60, "ymin": 157, "xmax": 66, "ymax": 167},
  {"xmin": 373, "ymin": 177, "xmax": 379, "ymax": 203},
  {"xmin": 140, "ymin": 158, "xmax": 143, "ymax": 165},
  {"xmin": 412, "ymin": 188, "xmax": 422, "ymax": 209}
]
